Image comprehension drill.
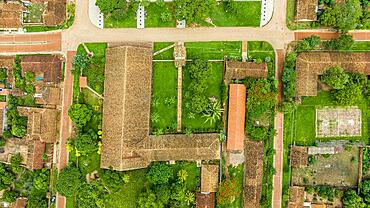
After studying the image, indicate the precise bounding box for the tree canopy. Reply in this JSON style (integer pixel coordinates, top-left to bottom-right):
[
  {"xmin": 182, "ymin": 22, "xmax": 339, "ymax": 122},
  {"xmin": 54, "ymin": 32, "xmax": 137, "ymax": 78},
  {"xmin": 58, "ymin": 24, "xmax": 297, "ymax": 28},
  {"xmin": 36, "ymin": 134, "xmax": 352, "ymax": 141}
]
[
  {"xmin": 321, "ymin": 66, "xmax": 350, "ymax": 89},
  {"xmin": 175, "ymin": 0, "xmax": 216, "ymax": 24},
  {"xmin": 320, "ymin": 0, "xmax": 363, "ymax": 32},
  {"xmin": 343, "ymin": 190, "xmax": 366, "ymax": 208},
  {"xmin": 56, "ymin": 166, "xmax": 82, "ymax": 197},
  {"xmin": 147, "ymin": 163, "xmax": 173, "ymax": 185},
  {"xmin": 68, "ymin": 104, "xmax": 93, "ymax": 128},
  {"xmin": 75, "ymin": 129, "xmax": 98, "ymax": 155}
]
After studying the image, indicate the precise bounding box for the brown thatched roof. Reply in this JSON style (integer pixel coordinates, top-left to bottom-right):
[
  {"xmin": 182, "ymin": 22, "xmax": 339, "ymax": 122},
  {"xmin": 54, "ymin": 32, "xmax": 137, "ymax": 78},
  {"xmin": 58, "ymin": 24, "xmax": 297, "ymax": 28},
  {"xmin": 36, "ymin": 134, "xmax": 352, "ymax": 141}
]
[
  {"xmin": 295, "ymin": 0, "xmax": 318, "ymax": 21},
  {"xmin": 12, "ymin": 197, "xmax": 27, "ymax": 208},
  {"xmin": 43, "ymin": 0, "xmax": 66, "ymax": 26},
  {"xmin": 244, "ymin": 140, "xmax": 264, "ymax": 208},
  {"xmin": 196, "ymin": 192, "xmax": 215, "ymax": 208},
  {"xmin": 201, "ymin": 165, "xmax": 219, "ymax": 193},
  {"xmin": 101, "ymin": 43, "xmax": 220, "ymax": 171},
  {"xmin": 225, "ymin": 61, "xmax": 268, "ymax": 83},
  {"xmin": 296, "ymin": 52, "xmax": 370, "ymax": 97},
  {"xmin": 0, "ymin": 2, "xmax": 25, "ymax": 29},
  {"xmin": 21, "ymin": 55, "xmax": 63, "ymax": 84},
  {"xmin": 18, "ymin": 107, "xmax": 59, "ymax": 143},
  {"xmin": 288, "ymin": 186, "xmax": 305, "ymax": 208}
]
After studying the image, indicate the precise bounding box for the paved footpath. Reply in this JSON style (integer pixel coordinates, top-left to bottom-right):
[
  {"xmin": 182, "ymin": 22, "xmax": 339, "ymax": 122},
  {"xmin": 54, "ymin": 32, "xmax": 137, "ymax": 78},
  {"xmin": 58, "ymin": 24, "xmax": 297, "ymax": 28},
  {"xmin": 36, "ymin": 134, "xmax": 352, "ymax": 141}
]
[
  {"xmin": 0, "ymin": 32, "xmax": 61, "ymax": 53},
  {"xmin": 55, "ymin": 51, "xmax": 75, "ymax": 208},
  {"xmin": 272, "ymin": 113, "xmax": 284, "ymax": 208}
]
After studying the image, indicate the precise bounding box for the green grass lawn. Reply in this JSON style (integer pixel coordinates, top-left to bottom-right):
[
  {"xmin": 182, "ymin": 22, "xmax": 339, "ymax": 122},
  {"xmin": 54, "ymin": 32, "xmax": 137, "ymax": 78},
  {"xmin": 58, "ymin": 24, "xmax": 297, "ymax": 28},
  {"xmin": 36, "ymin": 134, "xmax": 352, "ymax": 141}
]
[
  {"xmin": 295, "ymin": 105, "xmax": 316, "ymax": 145},
  {"xmin": 247, "ymin": 41, "xmax": 276, "ymax": 78},
  {"xmin": 153, "ymin": 42, "xmax": 174, "ymax": 60},
  {"xmin": 208, "ymin": 2, "xmax": 261, "ymax": 27},
  {"xmin": 104, "ymin": 3, "xmax": 176, "ymax": 28},
  {"xmin": 182, "ymin": 62, "xmax": 224, "ymax": 132},
  {"xmin": 185, "ymin": 41, "xmax": 242, "ymax": 60},
  {"xmin": 106, "ymin": 169, "xmax": 147, "ymax": 208},
  {"xmin": 151, "ymin": 62, "xmax": 178, "ymax": 133}
]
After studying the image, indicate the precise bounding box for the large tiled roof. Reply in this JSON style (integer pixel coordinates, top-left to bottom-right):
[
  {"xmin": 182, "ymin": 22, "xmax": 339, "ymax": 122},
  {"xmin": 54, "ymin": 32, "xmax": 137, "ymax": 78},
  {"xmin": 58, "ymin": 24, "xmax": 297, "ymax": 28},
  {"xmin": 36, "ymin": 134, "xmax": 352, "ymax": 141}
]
[
  {"xmin": 43, "ymin": 0, "xmax": 66, "ymax": 26},
  {"xmin": 196, "ymin": 192, "xmax": 215, "ymax": 208},
  {"xmin": 224, "ymin": 61, "xmax": 268, "ymax": 83},
  {"xmin": 295, "ymin": 0, "xmax": 318, "ymax": 21},
  {"xmin": 17, "ymin": 107, "xmax": 59, "ymax": 143},
  {"xmin": 244, "ymin": 140, "xmax": 264, "ymax": 208},
  {"xmin": 21, "ymin": 55, "xmax": 63, "ymax": 84},
  {"xmin": 101, "ymin": 43, "xmax": 220, "ymax": 171},
  {"xmin": 227, "ymin": 84, "xmax": 246, "ymax": 151},
  {"xmin": 296, "ymin": 52, "xmax": 370, "ymax": 97},
  {"xmin": 0, "ymin": 2, "xmax": 25, "ymax": 29}
]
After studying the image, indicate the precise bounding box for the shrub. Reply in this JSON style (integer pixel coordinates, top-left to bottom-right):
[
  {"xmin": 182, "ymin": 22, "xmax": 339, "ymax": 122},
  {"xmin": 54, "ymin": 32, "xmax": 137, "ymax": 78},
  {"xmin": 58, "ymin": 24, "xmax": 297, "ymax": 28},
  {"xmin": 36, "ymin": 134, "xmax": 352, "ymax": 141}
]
[
  {"xmin": 282, "ymin": 67, "xmax": 296, "ymax": 100},
  {"xmin": 324, "ymin": 34, "xmax": 354, "ymax": 50},
  {"xmin": 334, "ymin": 83, "xmax": 363, "ymax": 105},
  {"xmin": 68, "ymin": 104, "xmax": 93, "ymax": 128},
  {"xmin": 217, "ymin": 178, "xmax": 242, "ymax": 205},
  {"xmin": 321, "ymin": 66, "xmax": 349, "ymax": 89},
  {"xmin": 56, "ymin": 166, "xmax": 82, "ymax": 197},
  {"xmin": 147, "ymin": 163, "xmax": 173, "ymax": 185}
]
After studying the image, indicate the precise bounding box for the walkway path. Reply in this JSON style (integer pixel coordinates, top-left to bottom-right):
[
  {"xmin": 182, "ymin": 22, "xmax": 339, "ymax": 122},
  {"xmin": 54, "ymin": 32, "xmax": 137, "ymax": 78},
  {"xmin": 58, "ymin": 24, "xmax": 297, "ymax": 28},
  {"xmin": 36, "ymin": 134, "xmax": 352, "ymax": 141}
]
[
  {"xmin": 177, "ymin": 66, "xmax": 182, "ymax": 132},
  {"xmin": 272, "ymin": 113, "xmax": 284, "ymax": 208}
]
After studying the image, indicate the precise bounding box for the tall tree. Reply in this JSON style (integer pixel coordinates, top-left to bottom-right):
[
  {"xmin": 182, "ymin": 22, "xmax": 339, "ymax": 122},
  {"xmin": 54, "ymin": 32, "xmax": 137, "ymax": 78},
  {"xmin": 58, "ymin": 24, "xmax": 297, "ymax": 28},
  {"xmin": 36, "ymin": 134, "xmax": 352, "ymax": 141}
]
[
  {"xmin": 56, "ymin": 166, "xmax": 82, "ymax": 197},
  {"xmin": 68, "ymin": 104, "xmax": 93, "ymax": 128}
]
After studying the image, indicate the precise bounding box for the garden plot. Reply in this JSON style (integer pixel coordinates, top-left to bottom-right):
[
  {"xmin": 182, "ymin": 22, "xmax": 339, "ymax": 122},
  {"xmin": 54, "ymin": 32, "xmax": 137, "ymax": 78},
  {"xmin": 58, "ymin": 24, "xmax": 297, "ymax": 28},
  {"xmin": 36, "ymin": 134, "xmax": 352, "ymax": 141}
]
[
  {"xmin": 292, "ymin": 147, "xmax": 359, "ymax": 187},
  {"xmin": 316, "ymin": 107, "xmax": 362, "ymax": 138}
]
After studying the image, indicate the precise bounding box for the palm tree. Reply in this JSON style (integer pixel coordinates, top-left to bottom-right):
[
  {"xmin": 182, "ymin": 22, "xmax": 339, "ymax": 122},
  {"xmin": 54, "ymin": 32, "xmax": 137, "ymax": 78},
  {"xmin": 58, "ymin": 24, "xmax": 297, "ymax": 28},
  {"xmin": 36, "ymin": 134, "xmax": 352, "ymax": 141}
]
[
  {"xmin": 202, "ymin": 98, "xmax": 223, "ymax": 124},
  {"xmin": 185, "ymin": 191, "xmax": 195, "ymax": 205},
  {"xmin": 177, "ymin": 169, "xmax": 188, "ymax": 183}
]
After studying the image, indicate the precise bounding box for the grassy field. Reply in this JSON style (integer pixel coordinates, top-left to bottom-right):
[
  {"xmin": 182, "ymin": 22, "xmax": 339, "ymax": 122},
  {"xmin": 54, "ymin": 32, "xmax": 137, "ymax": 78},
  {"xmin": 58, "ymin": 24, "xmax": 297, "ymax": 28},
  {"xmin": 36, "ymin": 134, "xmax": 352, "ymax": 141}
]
[
  {"xmin": 182, "ymin": 62, "xmax": 224, "ymax": 132},
  {"xmin": 185, "ymin": 41, "xmax": 242, "ymax": 60},
  {"xmin": 105, "ymin": 3, "xmax": 176, "ymax": 28},
  {"xmin": 151, "ymin": 62, "xmax": 178, "ymax": 133},
  {"xmin": 208, "ymin": 2, "xmax": 261, "ymax": 27},
  {"xmin": 153, "ymin": 42, "xmax": 174, "ymax": 60}
]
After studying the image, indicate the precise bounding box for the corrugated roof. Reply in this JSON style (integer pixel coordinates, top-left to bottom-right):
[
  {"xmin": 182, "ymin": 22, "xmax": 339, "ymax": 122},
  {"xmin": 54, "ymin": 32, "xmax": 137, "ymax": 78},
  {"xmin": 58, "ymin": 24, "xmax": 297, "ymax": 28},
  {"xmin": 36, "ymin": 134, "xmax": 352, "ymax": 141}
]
[{"xmin": 227, "ymin": 84, "xmax": 246, "ymax": 151}]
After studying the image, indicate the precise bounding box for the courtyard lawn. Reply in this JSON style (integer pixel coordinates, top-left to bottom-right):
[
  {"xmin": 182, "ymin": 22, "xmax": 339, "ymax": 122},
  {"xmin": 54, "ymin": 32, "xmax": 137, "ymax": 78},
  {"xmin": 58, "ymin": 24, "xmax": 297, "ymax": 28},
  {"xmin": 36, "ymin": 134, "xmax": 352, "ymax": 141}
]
[
  {"xmin": 208, "ymin": 2, "xmax": 261, "ymax": 27},
  {"xmin": 151, "ymin": 62, "xmax": 178, "ymax": 133},
  {"xmin": 106, "ymin": 169, "xmax": 147, "ymax": 208},
  {"xmin": 153, "ymin": 42, "xmax": 175, "ymax": 60},
  {"xmin": 185, "ymin": 42, "xmax": 242, "ymax": 60},
  {"xmin": 77, "ymin": 43, "xmax": 107, "ymax": 94},
  {"xmin": 104, "ymin": 3, "xmax": 175, "ymax": 28},
  {"xmin": 295, "ymin": 105, "xmax": 316, "ymax": 145},
  {"xmin": 182, "ymin": 62, "xmax": 224, "ymax": 132},
  {"xmin": 24, "ymin": 3, "xmax": 44, "ymax": 23}
]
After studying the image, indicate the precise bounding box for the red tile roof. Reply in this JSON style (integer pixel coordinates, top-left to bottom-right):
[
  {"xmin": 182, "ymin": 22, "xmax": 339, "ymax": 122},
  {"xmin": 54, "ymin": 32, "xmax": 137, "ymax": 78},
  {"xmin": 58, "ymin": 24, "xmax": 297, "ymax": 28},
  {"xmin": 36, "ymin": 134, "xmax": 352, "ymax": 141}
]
[
  {"xmin": 227, "ymin": 84, "xmax": 246, "ymax": 151},
  {"xmin": 79, "ymin": 76, "xmax": 87, "ymax": 88},
  {"xmin": 31, "ymin": 140, "xmax": 45, "ymax": 170}
]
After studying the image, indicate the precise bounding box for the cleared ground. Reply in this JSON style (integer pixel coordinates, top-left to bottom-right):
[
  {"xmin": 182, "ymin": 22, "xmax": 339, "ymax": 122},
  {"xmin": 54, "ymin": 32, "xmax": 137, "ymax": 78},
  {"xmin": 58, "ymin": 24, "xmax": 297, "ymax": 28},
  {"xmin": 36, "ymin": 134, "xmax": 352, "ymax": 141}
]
[{"xmin": 292, "ymin": 147, "xmax": 359, "ymax": 187}]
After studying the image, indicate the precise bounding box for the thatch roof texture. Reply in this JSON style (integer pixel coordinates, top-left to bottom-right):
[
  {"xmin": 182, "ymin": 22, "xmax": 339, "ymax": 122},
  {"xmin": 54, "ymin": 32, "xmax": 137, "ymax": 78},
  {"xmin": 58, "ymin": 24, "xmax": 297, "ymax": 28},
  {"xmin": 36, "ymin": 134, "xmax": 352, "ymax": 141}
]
[
  {"xmin": 227, "ymin": 84, "xmax": 246, "ymax": 152},
  {"xmin": 0, "ymin": 2, "xmax": 25, "ymax": 29},
  {"xmin": 12, "ymin": 197, "xmax": 27, "ymax": 208},
  {"xmin": 296, "ymin": 52, "xmax": 370, "ymax": 97},
  {"xmin": 196, "ymin": 192, "xmax": 215, "ymax": 208},
  {"xmin": 225, "ymin": 61, "xmax": 268, "ymax": 83},
  {"xmin": 101, "ymin": 43, "xmax": 220, "ymax": 171},
  {"xmin": 244, "ymin": 140, "xmax": 264, "ymax": 208},
  {"xmin": 288, "ymin": 186, "xmax": 305, "ymax": 208},
  {"xmin": 18, "ymin": 107, "xmax": 59, "ymax": 143},
  {"xmin": 21, "ymin": 55, "xmax": 63, "ymax": 84},
  {"xmin": 201, "ymin": 165, "xmax": 219, "ymax": 193},
  {"xmin": 295, "ymin": 0, "xmax": 318, "ymax": 21}
]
